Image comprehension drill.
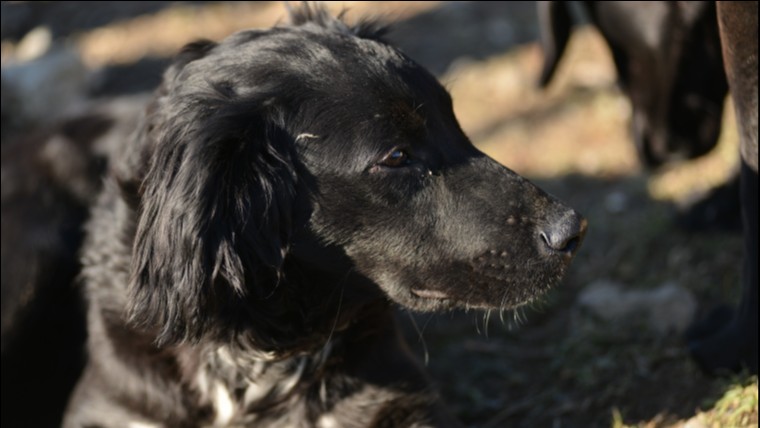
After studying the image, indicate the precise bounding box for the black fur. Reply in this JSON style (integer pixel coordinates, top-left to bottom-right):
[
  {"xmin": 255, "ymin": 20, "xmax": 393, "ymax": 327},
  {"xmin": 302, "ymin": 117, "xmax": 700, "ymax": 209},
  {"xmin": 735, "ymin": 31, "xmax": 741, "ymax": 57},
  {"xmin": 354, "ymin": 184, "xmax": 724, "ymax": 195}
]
[{"xmin": 65, "ymin": 5, "xmax": 585, "ymax": 427}]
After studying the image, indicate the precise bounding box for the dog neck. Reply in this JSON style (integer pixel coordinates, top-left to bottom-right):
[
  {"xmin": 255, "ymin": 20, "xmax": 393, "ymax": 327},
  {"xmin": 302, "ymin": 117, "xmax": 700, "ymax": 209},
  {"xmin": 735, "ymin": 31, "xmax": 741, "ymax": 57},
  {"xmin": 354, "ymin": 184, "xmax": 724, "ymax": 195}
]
[{"xmin": 175, "ymin": 298, "xmax": 397, "ymax": 425}]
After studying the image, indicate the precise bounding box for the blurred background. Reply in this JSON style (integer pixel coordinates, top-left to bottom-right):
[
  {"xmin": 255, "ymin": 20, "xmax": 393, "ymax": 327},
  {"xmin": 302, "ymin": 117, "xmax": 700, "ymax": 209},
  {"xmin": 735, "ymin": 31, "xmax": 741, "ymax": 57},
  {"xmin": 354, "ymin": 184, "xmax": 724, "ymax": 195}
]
[{"xmin": 1, "ymin": 2, "xmax": 756, "ymax": 427}]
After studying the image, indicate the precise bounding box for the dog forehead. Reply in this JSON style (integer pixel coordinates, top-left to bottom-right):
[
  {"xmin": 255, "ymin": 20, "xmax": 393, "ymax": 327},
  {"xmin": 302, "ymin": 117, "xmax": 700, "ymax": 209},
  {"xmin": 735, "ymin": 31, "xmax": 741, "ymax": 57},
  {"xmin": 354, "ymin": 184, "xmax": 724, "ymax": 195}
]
[
  {"xmin": 182, "ymin": 23, "xmax": 447, "ymax": 109},
  {"xmin": 231, "ymin": 27, "xmax": 436, "ymax": 125}
]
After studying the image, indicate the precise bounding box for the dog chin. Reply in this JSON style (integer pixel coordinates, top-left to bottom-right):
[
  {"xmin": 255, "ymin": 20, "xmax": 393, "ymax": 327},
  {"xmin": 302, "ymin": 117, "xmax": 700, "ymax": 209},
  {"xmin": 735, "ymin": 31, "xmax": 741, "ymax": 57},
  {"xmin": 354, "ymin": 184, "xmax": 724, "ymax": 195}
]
[
  {"xmin": 397, "ymin": 289, "xmax": 529, "ymax": 313},
  {"xmin": 408, "ymin": 287, "xmax": 457, "ymax": 311},
  {"xmin": 374, "ymin": 282, "xmax": 455, "ymax": 312},
  {"xmin": 387, "ymin": 284, "xmax": 535, "ymax": 313}
]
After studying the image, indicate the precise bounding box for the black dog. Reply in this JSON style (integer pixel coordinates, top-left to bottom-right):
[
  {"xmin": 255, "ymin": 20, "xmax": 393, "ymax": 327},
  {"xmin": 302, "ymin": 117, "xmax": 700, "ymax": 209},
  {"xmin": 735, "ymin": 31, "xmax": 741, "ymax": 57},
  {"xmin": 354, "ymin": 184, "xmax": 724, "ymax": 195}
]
[
  {"xmin": 539, "ymin": 1, "xmax": 757, "ymax": 374},
  {"xmin": 63, "ymin": 5, "xmax": 585, "ymax": 427}
]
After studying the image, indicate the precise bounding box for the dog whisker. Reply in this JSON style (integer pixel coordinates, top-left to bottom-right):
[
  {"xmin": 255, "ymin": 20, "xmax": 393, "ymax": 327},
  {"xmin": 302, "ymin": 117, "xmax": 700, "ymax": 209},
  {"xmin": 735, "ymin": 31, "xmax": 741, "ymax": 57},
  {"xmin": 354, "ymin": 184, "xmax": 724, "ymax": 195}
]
[
  {"xmin": 322, "ymin": 281, "xmax": 346, "ymax": 355},
  {"xmin": 405, "ymin": 311, "xmax": 430, "ymax": 366}
]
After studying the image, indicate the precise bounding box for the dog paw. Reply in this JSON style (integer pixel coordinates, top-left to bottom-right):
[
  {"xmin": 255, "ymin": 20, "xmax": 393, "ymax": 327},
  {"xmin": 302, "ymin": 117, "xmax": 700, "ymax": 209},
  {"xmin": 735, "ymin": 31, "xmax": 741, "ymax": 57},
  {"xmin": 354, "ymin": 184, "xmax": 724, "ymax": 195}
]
[
  {"xmin": 684, "ymin": 305, "xmax": 735, "ymax": 342},
  {"xmin": 687, "ymin": 316, "xmax": 758, "ymax": 375}
]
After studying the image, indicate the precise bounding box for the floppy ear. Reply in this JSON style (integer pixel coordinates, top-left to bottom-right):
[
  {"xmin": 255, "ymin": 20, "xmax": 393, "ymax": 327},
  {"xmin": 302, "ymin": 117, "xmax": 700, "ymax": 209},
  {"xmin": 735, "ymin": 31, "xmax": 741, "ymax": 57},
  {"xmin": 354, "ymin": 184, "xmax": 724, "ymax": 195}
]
[
  {"xmin": 538, "ymin": 1, "xmax": 573, "ymax": 87},
  {"xmin": 126, "ymin": 49, "xmax": 299, "ymax": 346}
]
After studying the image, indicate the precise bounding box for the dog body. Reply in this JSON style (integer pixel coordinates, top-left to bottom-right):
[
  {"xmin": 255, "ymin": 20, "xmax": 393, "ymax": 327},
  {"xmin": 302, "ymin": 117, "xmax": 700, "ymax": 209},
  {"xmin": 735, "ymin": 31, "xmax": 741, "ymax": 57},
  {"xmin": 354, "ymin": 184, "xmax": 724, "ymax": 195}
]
[
  {"xmin": 539, "ymin": 1, "xmax": 743, "ymax": 232},
  {"xmin": 539, "ymin": 0, "xmax": 757, "ymax": 373},
  {"xmin": 64, "ymin": 6, "xmax": 584, "ymax": 427},
  {"xmin": 539, "ymin": 1, "xmax": 728, "ymax": 166}
]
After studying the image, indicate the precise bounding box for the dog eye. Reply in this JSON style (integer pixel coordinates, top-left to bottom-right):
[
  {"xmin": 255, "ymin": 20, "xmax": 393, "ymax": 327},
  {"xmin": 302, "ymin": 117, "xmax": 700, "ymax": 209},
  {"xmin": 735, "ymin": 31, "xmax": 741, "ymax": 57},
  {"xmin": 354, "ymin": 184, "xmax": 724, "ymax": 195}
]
[{"xmin": 379, "ymin": 149, "xmax": 411, "ymax": 167}]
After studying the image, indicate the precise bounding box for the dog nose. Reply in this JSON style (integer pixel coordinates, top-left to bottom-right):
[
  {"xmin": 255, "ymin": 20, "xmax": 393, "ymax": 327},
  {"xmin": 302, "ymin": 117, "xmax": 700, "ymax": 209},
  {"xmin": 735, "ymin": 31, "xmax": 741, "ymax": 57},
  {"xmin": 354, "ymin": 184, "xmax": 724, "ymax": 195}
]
[{"xmin": 539, "ymin": 211, "xmax": 587, "ymax": 256}]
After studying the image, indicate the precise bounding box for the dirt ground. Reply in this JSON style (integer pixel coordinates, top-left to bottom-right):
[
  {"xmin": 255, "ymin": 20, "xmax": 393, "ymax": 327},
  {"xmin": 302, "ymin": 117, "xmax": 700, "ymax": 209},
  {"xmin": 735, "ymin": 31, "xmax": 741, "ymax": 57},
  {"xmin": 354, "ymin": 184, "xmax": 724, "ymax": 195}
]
[{"xmin": 2, "ymin": 2, "xmax": 756, "ymax": 427}]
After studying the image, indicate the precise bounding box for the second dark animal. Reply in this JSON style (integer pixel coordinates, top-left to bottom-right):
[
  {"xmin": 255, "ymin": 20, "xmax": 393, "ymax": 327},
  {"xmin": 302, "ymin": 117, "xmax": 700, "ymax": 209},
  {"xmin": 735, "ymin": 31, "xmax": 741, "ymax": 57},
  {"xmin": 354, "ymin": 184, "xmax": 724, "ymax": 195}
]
[{"xmin": 539, "ymin": 0, "xmax": 757, "ymax": 374}]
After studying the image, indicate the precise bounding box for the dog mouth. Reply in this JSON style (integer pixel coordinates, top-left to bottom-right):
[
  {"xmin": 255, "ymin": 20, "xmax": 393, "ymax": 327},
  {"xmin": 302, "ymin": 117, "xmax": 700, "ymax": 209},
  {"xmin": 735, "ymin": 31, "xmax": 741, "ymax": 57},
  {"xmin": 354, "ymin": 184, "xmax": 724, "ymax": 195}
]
[{"xmin": 411, "ymin": 288, "xmax": 450, "ymax": 300}]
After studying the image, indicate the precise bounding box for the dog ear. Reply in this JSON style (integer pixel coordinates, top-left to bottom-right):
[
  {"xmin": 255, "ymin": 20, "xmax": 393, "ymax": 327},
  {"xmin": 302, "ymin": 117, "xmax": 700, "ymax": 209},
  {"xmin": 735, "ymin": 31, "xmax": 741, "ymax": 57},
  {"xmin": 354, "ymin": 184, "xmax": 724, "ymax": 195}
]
[
  {"xmin": 538, "ymin": 1, "xmax": 573, "ymax": 87},
  {"xmin": 126, "ymin": 61, "xmax": 299, "ymax": 346}
]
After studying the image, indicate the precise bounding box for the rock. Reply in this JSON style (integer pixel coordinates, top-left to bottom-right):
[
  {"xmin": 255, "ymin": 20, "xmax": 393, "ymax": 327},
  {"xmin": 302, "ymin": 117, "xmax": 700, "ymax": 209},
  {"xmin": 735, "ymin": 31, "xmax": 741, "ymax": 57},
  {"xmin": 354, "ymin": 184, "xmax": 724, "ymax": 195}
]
[
  {"xmin": 577, "ymin": 280, "xmax": 698, "ymax": 335},
  {"xmin": 2, "ymin": 46, "xmax": 89, "ymax": 130},
  {"xmin": 604, "ymin": 191, "xmax": 627, "ymax": 214}
]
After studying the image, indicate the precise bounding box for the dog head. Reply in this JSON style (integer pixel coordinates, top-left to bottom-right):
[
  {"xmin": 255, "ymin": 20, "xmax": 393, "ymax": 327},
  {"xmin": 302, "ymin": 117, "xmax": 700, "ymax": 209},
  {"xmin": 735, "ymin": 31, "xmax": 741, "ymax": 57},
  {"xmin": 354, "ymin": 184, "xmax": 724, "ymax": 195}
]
[
  {"xmin": 125, "ymin": 5, "xmax": 586, "ymax": 353},
  {"xmin": 539, "ymin": 1, "xmax": 728, "ymax": 167}
]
